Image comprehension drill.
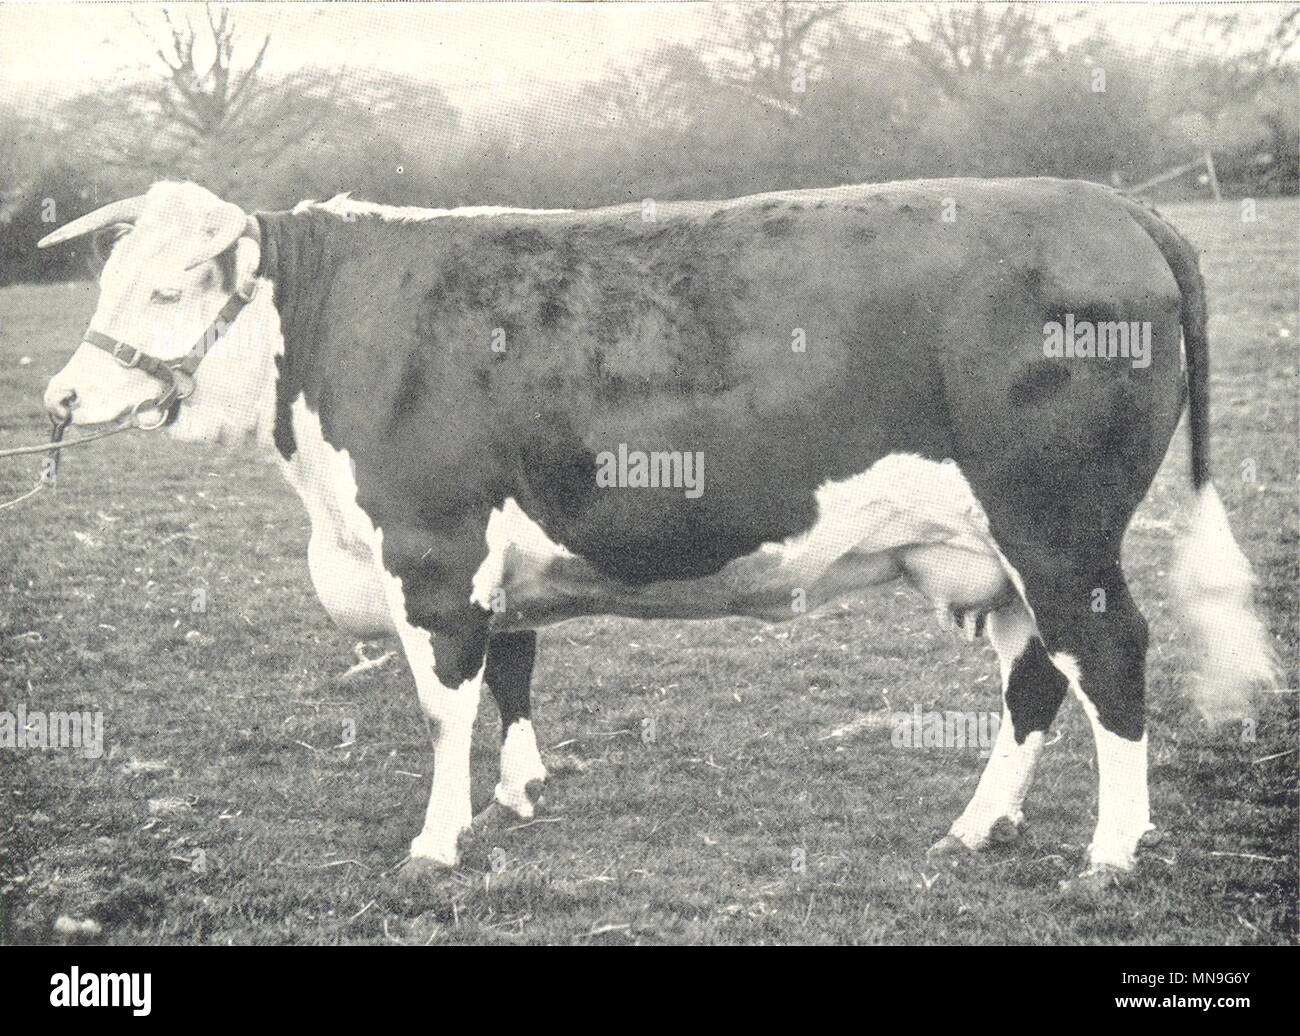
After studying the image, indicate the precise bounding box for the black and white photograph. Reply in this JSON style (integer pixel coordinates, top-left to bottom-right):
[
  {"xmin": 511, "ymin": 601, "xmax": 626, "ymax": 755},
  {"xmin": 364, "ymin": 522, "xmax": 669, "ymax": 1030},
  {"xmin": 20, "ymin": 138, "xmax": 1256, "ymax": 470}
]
[{"xmin": 0, "ymin": 0, "xmax": 1295, "ymax": 968}]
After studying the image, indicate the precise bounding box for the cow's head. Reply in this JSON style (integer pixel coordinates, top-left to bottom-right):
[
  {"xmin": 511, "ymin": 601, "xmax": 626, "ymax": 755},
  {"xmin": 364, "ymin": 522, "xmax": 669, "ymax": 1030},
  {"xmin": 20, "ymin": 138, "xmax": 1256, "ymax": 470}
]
[{"xmin": 40, "ymin": 181, "xmax": 279, "ymax": 443}]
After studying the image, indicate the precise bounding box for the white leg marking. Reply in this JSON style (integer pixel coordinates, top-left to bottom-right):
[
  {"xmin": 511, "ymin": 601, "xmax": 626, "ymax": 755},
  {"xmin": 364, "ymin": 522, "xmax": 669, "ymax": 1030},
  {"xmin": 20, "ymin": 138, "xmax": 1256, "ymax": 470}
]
[
  {"xmin": 296, "ymin": 420, "xmax": 484, "ymax": 868},
  {"xmin": 493, "ymin": 719, "xmax": 548, "ymax": 818},
  {"xmin": 949, "ymin": 605, "xmax": 1044, "ymax": 848},
  {"xmin": 1053, "ymin": 652, "xmax": 1153, "ymax": 872},
  {"xmin": 390, "ymin": 602, "xmax": 482, "ymax": 867}
]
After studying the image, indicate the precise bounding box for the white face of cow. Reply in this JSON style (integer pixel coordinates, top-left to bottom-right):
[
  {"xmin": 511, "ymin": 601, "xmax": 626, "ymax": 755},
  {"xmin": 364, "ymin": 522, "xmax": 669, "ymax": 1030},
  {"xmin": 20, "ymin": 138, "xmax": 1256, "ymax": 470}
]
[{"xmin": 41, "ymin": 182, "xmax": 280, "ymax": 445}]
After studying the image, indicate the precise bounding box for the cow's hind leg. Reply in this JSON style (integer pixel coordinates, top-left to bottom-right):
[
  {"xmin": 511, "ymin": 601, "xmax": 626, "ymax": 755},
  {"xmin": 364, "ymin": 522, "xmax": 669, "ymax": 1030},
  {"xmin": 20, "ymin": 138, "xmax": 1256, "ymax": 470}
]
[
  {"xmin": 930, "ymin": 600, "xmax": 1069, "ymax": 857},
  {"xmin": 480, "ymin": 630, "xmax": 548, "ymax": 821},
  {"xmin": 1036, "ymin": 563, "xmax": 1156, "ymax": 878},
  {"xmin": 938, "ymin": 549, "xmax": 1155, "ymax": 881}
]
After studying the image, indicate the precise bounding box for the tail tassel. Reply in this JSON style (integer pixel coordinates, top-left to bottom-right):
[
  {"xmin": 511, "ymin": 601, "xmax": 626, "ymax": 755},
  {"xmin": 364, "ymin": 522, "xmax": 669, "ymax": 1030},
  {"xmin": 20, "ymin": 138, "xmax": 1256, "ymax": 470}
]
[{"xmin": 1169, "ymin": 485, "xmax": 1278, "ymax": 723}]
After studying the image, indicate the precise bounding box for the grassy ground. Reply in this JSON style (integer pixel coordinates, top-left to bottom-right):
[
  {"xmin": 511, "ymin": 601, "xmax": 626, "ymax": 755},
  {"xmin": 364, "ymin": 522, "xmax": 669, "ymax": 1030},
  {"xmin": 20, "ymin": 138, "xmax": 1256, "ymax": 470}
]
[{"xmin": 0, "ymin": 198, "xmax": 1295, "ymax": 945}]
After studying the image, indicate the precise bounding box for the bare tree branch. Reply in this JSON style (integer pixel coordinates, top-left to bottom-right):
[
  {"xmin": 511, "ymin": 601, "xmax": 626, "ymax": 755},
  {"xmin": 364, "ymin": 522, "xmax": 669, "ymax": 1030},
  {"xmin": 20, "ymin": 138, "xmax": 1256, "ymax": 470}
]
[{"xmin": 907, "ymin": 3, "xmax": 1055, "ymax": 103}]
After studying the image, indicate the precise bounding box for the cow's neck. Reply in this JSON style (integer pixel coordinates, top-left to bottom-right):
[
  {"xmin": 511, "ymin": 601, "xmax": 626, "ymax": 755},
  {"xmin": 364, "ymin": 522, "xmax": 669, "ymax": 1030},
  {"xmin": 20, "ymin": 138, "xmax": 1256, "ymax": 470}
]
[
  {"xmin": 251, "ymin": 209, "xmax": 352, "ymax": 463},
  {"xmin": 165, "ymin": 209, "xmax": 350, "ymax": 456}
]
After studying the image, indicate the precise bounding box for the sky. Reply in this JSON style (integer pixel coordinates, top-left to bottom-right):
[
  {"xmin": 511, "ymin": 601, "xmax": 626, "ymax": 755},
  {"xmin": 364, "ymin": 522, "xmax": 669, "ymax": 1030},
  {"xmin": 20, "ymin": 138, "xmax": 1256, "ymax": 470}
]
[{"xmin": 1, "ymin": 1, "xmax": 1294, "ymax": 112}]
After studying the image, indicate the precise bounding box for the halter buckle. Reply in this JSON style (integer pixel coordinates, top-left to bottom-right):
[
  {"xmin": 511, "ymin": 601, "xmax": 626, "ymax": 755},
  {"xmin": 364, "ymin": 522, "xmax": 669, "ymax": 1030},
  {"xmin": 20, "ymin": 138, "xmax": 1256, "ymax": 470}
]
[{"xmin": 111, "ymin": 341, "xmax": 141, "ymax": 369}]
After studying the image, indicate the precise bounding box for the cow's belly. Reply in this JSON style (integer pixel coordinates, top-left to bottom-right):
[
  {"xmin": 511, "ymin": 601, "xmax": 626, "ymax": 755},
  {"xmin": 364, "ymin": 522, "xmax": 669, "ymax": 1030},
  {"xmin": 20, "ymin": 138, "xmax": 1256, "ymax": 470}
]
[
  {"xmin": 480, "ymin": 454, "xmax": 1017, "ymax": 631},
  {"xmin": 284, "ymin": 398, "xmax": 394, "ymax": 638}
]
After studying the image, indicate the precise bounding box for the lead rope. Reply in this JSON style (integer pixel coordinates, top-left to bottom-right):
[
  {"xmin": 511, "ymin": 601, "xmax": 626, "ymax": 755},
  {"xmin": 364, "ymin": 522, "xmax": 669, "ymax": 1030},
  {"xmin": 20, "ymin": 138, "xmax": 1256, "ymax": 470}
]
[{"xmin": 0, "ymin": 417, "xmax": 132, "ymax": 511}]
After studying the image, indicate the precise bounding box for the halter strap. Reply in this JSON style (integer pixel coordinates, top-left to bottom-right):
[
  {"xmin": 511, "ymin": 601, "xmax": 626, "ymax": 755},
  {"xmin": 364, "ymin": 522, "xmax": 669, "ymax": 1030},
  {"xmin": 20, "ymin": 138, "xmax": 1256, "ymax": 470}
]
[
  {"xmin": 83, "ymin": 288, "xmax": 254, "ymax": 380},
  {"xmin": 80, "ymin": 286, "xmax": 257, "ymax": 428}
]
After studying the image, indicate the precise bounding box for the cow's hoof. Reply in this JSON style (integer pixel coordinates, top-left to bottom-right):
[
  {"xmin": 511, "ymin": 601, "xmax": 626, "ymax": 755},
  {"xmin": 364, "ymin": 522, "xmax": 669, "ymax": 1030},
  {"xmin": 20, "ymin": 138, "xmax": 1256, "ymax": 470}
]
[
  {"xmin": 471, "ymin": 800, "xmax": 514, "ymax": 834},
  {"xmin": 392, "ymin": 854, "xmax": 455, "ymax": 894},
  {"xmin": 382, "ymin": 854, "xmax": 461, "ymax": 911},
  {"xmin": 987, "ymin": 816, "xmax": 1023, "ymax": 845},
  {"xmin": 1137, "ymin": 828, "xmax": 1164, "ymax": 850},
  {"xmin": 406, "ymin": 829, "xmax": 465, "ymax": 872},
  {"xmin": 926, "ymin": 834, "xmax": 972, "ymax": 863},
  {"xmin": 490, "ymin": 777, "xmax": 547, "ymax": 821},
  {"xmin": 1057, "ymin": 864, "xmax": 1129, "ymax": 898},
  {"xmin": 401, "ymin": 851, "xmax": 455, "ymax": 875}
]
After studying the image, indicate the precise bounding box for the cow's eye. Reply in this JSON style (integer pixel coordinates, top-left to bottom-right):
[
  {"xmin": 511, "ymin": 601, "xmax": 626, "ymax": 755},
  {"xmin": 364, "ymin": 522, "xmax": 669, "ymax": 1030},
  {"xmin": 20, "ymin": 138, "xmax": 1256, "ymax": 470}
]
[{"xmin": 151, "ymin": 288, "xmax": 182, "ymax": 303}]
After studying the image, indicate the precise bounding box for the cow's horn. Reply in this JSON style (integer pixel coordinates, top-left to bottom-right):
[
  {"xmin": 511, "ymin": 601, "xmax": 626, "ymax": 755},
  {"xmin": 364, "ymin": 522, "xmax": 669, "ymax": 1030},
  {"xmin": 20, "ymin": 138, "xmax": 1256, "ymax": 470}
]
[
  {"xmin": 182, "ymin": 202, "xmax": 251, "ymax": 270},
  {"xmin": 36, "ymin": 195, "xmax": 147, "ymax": 249}
]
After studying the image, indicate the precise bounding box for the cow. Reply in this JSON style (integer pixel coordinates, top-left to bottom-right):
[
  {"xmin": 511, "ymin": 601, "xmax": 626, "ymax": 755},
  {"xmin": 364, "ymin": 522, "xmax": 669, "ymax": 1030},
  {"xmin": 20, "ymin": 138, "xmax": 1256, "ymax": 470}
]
[{"xmin": 37, "ymin": 178, "xmax": 1275, "ymax": 887}]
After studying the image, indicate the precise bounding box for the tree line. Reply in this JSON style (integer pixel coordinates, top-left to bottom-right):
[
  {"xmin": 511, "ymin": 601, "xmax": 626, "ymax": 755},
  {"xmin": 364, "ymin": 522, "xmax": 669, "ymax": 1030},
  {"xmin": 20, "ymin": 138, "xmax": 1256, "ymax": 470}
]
[{"xmin": 2, "ymin": 3, "xmax": 1296, "ymax": 284}]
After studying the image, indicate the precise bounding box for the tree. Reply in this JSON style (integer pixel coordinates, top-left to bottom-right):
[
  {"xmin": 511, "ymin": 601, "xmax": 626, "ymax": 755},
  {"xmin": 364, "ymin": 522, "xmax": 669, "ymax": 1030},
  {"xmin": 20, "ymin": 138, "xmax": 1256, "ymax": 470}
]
[
  {"xmin": 906, "ymin": 4, "xmax": 1057, "ymax": 103},
  {"xmin": 63, "ymin": 5, "xmax": 337, "ymax": 201},
  {"xmin": 56, "ymin": 4, "xmax": 457, "ymax": 208},
  {"xmin": 0, "ymin": 105, "xmax": 99, "ymax": 284},
  {"xmin": 1158, "ymin": 8, "xmax": 1300, "ymax": 192},
  {"xmin": 576, "ymin": 42, "xmax": 715, "ymax": 131},
  {"xmin": 717, "ymin": 1, "xmax": 842, "ymax": 117}
]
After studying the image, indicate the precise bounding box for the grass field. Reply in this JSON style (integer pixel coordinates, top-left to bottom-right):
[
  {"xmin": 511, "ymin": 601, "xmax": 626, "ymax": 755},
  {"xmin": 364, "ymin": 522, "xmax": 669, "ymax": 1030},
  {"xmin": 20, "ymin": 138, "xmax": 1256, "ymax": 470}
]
[{"xmin": 0, "ymin": 198, "xmax": 1295, "ymax": 945}]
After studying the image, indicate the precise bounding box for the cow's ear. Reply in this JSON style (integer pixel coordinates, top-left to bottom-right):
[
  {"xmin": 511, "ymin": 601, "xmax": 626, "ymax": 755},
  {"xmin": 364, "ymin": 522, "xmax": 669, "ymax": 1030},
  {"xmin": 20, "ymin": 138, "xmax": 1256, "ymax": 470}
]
[{"xmin": 233, "ymin": 236, "xmax": 261, "ymax": 297}]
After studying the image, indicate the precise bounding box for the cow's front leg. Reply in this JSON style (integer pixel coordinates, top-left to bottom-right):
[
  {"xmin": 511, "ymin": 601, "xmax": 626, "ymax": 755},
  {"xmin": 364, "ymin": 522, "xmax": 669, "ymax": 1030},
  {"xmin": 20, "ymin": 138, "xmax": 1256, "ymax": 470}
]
[
  {"xmin": 403, "ymin": 643, "xmax": 483, "ymax": 867},
  {"xmin": 375, "ymin": 527, "xmax": 491, "ymax": 869}
]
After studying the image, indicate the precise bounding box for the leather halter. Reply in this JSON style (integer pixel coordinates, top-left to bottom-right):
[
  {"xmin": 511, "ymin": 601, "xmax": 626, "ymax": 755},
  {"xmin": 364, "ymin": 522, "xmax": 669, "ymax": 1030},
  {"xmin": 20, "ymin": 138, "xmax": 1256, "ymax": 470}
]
[{"xmin": 81, "ymin": 282, "xmax": 258, "ymax": 430}]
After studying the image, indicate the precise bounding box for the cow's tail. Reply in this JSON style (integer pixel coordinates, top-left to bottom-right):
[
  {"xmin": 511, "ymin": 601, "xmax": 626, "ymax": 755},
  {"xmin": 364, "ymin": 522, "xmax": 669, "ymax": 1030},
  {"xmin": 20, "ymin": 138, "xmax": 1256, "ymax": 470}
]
[{"xmin": 1120, "ymin": 195, "xmax": 1277, "ymax": 723}]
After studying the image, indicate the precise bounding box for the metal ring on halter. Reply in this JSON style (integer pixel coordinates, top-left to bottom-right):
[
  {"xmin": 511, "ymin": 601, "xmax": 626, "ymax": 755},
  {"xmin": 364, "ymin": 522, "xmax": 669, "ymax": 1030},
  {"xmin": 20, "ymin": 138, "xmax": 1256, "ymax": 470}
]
[
  {"xmin": 130, "ymin": 396, "xmax": 172, "ymax": 431},
  {"xmin": 173, "ymin": 370, "xmax": 197, "ymax": 401}
]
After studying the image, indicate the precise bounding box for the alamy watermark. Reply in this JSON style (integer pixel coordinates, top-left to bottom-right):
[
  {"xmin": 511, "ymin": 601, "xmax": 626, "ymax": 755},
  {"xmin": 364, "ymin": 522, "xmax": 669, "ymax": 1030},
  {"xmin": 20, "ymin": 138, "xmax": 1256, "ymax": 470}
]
[
  {"xmin": 1, "ymin": 705, "xmax": 104, "ymax": 758},
  {"xmin": 891, "ymin": 705, "xmax": 999, "ymax": 758},
  {"xmin": 1043, "ymin": 314, "xmax": 1151, "ymax": 369},
  {"xmin": 50, "ymin": 967, "xmax": 150, "ymax": 1016},
  {"xmin": 595, "ymin": 443, "xmax": 704, "ymax": 499}
]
